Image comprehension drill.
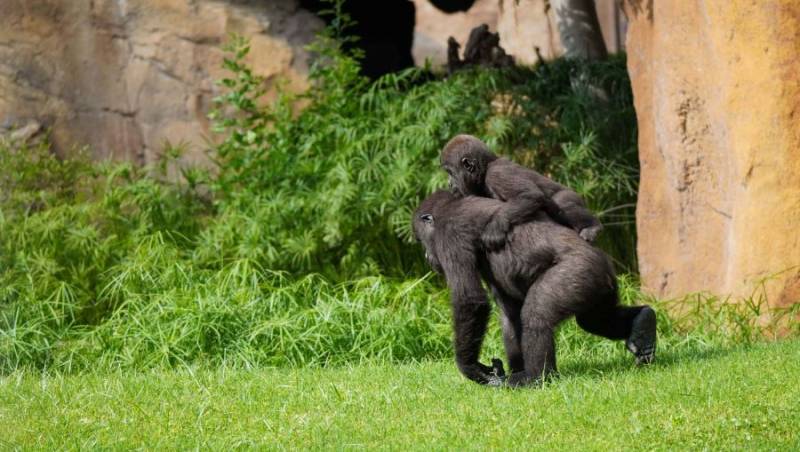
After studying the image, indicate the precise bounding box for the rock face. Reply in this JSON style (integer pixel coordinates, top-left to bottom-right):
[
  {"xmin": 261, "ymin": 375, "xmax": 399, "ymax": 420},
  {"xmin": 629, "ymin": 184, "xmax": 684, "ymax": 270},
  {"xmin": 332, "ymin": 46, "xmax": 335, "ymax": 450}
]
[
  {"xmin": 497, "ymin": 0, "xmax": 563, "ymax": 62},
  {"xmin": 412, "ymin": 0, "xmax": 499, "ymax": 67},
  {"xmin": 496, "ymin": 0, "xmax": 623, "ymax": 64},
  {"xmin": 0, "ymin": 0, "xmax": 321, "ymax": 163},
  {"xmin": 414, "ymin": 0, "xmax": 624, "ymax": 67},
  {"xmin": 0, "ymin": 0, "xmax": 626, "ymax": 161},
  {"xmin": 625, "ymin": 0, "xmax": 800, "ymax": 306}
]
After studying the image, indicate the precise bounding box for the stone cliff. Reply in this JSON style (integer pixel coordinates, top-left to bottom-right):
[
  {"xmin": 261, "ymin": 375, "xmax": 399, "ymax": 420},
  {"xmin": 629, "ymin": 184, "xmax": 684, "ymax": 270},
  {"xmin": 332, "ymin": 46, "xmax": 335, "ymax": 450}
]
[
  {"xmin": 0, "ymin": 0, "xmax": 321, "ymax": 163},
  {"xmin": 625, "ymin": 0, "xmax": 800, "ymax": 306}
]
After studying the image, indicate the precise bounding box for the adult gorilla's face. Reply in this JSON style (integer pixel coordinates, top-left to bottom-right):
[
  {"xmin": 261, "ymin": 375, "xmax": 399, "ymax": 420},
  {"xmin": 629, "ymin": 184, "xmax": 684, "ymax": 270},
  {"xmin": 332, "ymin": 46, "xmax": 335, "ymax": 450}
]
[
  {"xmin": 412, "ymin": 191, "xmax": 456, "ymax": 273},
  {"xmin": 413, "ymin": 210, "xmax": 442, "ymax": 273}
]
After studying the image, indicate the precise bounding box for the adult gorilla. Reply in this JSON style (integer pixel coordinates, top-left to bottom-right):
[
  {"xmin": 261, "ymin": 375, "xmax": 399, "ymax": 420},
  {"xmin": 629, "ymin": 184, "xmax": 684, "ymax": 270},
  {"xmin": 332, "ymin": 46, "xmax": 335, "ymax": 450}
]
[{"xmin": 413, "ymin": 190, "xmax": 656, "ymax": 387}]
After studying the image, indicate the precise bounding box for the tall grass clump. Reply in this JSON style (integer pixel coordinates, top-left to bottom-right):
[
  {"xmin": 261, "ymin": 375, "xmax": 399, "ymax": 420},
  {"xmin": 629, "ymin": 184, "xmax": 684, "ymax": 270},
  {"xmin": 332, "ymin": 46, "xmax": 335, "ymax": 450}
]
[
  {"xmin": 0, "ymin": 139, "xmax": 457, "ymax": 372},
  {"xmin": 0, "ymin": 133, "xmax": 795, "ymax": 372}
]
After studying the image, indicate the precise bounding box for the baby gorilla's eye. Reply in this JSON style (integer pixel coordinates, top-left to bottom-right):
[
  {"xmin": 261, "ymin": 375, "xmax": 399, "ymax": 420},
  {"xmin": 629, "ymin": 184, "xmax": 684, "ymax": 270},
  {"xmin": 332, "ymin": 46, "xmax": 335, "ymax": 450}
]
[{"xmin": 419, "ymin": 214, "xmax": 433, "ymax": 223}]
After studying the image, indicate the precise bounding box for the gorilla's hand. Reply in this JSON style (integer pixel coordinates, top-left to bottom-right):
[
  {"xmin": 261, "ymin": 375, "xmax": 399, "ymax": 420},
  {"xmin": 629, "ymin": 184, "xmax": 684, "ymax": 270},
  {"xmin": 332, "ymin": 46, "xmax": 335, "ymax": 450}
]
[
  {"xmin": 579, "ymin": 224, "xmax": 603, "ymax": 242},
  {"xmin": 460, "ymin": 361, "xmax": 506, "ymax": 386},
  {"xmin": 485, "ymin": 358, "xmax": 507, "ymax": 387},
  {"xmin": 487, "ymin": 358, "xmax": 506, "ymax": 387},
  {"xmin": 491, "ymin": 358, "xmax": 506, "ymax": 378},
  {"xmin": 482, "ymin": 215, "xmax": 510, "ymax": 251}
]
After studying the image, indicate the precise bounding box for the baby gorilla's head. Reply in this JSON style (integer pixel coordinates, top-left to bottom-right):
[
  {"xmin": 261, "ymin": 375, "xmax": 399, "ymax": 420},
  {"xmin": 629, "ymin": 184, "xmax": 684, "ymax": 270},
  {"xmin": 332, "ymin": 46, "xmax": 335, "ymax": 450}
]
[{"xmin": 440, "ymin": 135, "xmax": 497, "ymax": 197}]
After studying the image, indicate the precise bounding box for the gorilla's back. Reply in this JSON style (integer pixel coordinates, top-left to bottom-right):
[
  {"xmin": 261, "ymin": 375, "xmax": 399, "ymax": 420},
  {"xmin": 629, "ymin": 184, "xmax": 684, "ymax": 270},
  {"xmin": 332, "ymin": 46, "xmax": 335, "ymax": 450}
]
[
  {"xmin": 485, "ymin": 212, "xmax": 613, "ymax": 302},
  {"xmin": 490, "ymin": 158, "xmax": 566, "ymax": 198}
]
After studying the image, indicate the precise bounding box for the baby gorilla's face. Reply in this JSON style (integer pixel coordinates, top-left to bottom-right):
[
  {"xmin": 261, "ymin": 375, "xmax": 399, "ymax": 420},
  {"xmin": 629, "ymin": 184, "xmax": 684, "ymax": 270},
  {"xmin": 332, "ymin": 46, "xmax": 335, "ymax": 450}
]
[
  {"xmin": 441, "ymin": 158, "xmax": 481, "ymax": 197},
  {"xmin": 440, "ymin": 134, "xmax": 492, "ymax": 197}
]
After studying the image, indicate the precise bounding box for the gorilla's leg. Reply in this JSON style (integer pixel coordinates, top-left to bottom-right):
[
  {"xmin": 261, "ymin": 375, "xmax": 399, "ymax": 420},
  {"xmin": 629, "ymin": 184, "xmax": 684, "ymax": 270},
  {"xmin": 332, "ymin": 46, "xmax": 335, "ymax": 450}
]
[
  {"xmin": 509, "ymin": 307, "xmax": 556, "ymax": 387},
  {"xmin": 626, "ymin": 307, "xmax": 657, "ymax": 364},
  {"xmin": 576, "ymin": 301, "xmax": 657, "ymax": 365},
  {"xmin": 575, "ymin": 298, "xmax": 641, "ymax": 340},
  {"xmin": 491, "ymin": 285, "xmax": 524, "ymax": 374},
  {"xmin": 508, "ymin": 276, "xmax": 568, "ymax": 387}
]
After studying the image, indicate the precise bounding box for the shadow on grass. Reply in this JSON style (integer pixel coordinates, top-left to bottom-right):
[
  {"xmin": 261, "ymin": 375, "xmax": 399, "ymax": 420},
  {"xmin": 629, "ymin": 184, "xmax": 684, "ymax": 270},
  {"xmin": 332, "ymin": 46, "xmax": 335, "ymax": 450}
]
[{"xmin": 555, "ymin": 344, "xmax": 738, "ymax": 381}]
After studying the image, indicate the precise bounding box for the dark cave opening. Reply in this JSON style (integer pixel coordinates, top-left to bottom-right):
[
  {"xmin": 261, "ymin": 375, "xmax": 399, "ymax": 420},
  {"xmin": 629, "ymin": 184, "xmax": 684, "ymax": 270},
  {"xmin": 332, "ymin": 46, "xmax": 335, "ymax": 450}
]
[{"xmin": 299, "ymin": 0, "xmax": 476, "ymax": 79}]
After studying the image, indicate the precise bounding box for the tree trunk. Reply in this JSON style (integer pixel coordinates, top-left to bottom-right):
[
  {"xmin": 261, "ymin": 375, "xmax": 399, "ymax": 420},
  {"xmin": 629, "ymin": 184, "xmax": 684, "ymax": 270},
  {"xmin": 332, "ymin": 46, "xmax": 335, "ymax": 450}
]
[{"xmin": 551, "ymin": 0, "xmax": 608, "ymax": 59}]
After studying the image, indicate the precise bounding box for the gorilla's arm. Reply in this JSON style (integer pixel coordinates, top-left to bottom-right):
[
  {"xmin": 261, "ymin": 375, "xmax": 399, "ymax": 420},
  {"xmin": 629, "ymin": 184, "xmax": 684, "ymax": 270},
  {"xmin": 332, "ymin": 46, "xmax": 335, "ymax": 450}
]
[
  {"xmin": 482, "ymin": 164, "xmax": 569, "ymax": 249},
  {"xmin": 550, "ymin": 189, "xmax": 604, "ymax": 242},
  {"xmin": 522, "ymin": 168, "xmax": 604, "ymax": 241},
  {"xmin": 440, "ymin": 250, "xmax": 500, "ymax": 385}
]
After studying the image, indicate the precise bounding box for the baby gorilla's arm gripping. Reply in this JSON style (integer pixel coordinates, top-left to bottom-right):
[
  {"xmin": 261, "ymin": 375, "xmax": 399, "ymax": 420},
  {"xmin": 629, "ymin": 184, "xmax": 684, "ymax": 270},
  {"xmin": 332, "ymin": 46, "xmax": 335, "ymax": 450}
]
[
  {"xmin": 547, "ymin": 188, "xmax": 603, "ymax": 242},
  {"xmin": 482, "ymin": 189, "xmax": 566, "ymax": 251}
]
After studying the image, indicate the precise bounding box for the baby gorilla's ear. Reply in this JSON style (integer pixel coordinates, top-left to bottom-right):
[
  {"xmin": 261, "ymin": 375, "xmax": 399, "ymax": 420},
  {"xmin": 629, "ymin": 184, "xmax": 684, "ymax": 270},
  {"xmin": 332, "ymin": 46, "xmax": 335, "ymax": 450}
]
[{"xmin": 461, "ymin": 157, "xmax": 476, "ymax": 173}]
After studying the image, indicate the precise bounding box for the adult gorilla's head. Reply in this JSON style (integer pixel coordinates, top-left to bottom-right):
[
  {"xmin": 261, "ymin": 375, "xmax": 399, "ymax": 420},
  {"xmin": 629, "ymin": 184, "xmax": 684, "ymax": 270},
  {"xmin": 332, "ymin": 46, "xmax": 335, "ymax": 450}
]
[
  {"xmin": 411, "ymin": 190, "xmax": 457, "ymax": 273},
  {"xmin": 440, "ymin": 135, "xmax": 497, "ymax": 197}
]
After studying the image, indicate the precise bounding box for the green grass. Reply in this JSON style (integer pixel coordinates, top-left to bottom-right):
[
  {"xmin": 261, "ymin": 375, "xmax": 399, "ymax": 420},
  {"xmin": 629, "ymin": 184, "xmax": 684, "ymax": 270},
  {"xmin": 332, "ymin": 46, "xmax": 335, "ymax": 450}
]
[
  {"xmin": 3, "ymin": 340, "xmax": 798, "ymax": 449},
  {"xmin": 1, "ymin": 26, "xmax": 795, "ymax": 450}
]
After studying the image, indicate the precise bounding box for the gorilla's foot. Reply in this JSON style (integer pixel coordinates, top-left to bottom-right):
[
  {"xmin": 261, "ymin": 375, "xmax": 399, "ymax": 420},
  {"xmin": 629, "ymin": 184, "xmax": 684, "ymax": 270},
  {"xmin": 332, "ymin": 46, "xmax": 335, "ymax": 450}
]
[
  {"xmin": 626, "ymin": 306, "xmax": 657, "ymax": 365},
  {"xmin": 506, "ymin": 370, "xmax": 556, "ymax": 388},
  {"xmin": 506, "ymin": 371, "xmax": 535, "ymax": 388}
]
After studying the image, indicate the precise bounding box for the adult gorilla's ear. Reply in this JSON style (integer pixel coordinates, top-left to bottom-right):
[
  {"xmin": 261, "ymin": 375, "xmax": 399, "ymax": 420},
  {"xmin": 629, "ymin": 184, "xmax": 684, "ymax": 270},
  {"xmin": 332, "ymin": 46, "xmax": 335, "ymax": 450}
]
[{"xmin": 460, "ymin": 157, "xmax": 476, "ymax": 173}]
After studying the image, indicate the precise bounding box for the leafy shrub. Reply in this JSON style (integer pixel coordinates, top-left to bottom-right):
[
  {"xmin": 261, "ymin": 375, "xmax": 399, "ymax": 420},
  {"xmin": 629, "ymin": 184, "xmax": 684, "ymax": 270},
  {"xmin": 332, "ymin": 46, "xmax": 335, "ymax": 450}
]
[
  {"xmin": 0, "ymin": 137, "xmax": 794, "ymax": 373},
  {"xmin": 1, "ymin": 23, "xmax": 642, "ymax": 371},
  {"xmin": 207, "ymin": 34, "xmax": 639, "ymax": 277},
  {"xmin": 0, "ymin": 141, "xmax": 454, "ymax": 372}
]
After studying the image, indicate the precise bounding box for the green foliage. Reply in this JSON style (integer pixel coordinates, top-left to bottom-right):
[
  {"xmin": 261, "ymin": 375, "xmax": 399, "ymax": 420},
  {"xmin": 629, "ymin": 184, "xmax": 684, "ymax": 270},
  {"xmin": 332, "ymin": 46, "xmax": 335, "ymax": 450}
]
[
  {"xmin": 207, "ymin": 35, "xmax": 639, "ymax": 277},
  {"xmin": 2, "ymin": 264, "xmax": 452, "ymax": 372},
  {"xmin": 0, "ymin": 140, "xmax": 453, "ymax": 372},
  {"xmin": 0, "ymin": 26, "xmax": 670, "ymax": 373}
]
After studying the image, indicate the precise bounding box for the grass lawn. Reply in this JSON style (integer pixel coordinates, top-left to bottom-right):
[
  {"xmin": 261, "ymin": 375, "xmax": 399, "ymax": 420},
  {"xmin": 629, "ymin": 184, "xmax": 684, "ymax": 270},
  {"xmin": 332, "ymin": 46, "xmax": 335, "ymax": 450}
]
[{"xmin": 2, "ymin": 340, "xmax": 798, "ymax": 450}]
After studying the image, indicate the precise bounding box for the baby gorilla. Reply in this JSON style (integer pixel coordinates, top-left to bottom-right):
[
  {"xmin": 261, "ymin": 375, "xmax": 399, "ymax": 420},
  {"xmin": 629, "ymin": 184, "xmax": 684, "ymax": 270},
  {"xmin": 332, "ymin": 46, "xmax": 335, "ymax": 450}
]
[
  {"xmin": 413, "ymin": 190, "xmax": 656, "ymax": 387},
  {"xmin": 441, "ymin": 134, "xmax": 603, "ymax": 249}
]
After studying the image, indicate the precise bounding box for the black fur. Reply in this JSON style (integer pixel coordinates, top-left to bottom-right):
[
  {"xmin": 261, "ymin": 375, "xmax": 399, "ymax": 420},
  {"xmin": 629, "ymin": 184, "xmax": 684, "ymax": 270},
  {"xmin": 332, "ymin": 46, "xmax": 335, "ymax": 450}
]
[
  {"xmin": 440, "ymin": 134, "xmax": 603, "ymax": 249},
  {"xmin": 413, "ymin": 190, "xmax": 656, "ymax": 387}
]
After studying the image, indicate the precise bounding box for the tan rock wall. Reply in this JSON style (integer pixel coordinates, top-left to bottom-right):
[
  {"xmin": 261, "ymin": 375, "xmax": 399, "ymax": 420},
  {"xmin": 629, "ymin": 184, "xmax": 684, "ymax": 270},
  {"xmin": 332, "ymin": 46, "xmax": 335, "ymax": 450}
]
[
  {"xmin": 414, "ymin": 0, "xmax": 624, "ymax": 67},
  {"xmin": 496, "ymin": 0, "xmax": 623, "ymax": 64},
  {"xmin": 0, "ymin": 0, "xmax": 321, "ymax": 164},
  {"xmin": 412, "ymin": 0, "xmax": 499, "ymax": 67},
  {"xmin": 625, "ymin": 0, "xmax": 800, "ymax": 306},
  {"xmin": 0, "ymin": 0, "xmax": 627, "ymax": 162},
  {"xmin": 497, "ymin": 0, "xmax": 563, "ymax": 62}
]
